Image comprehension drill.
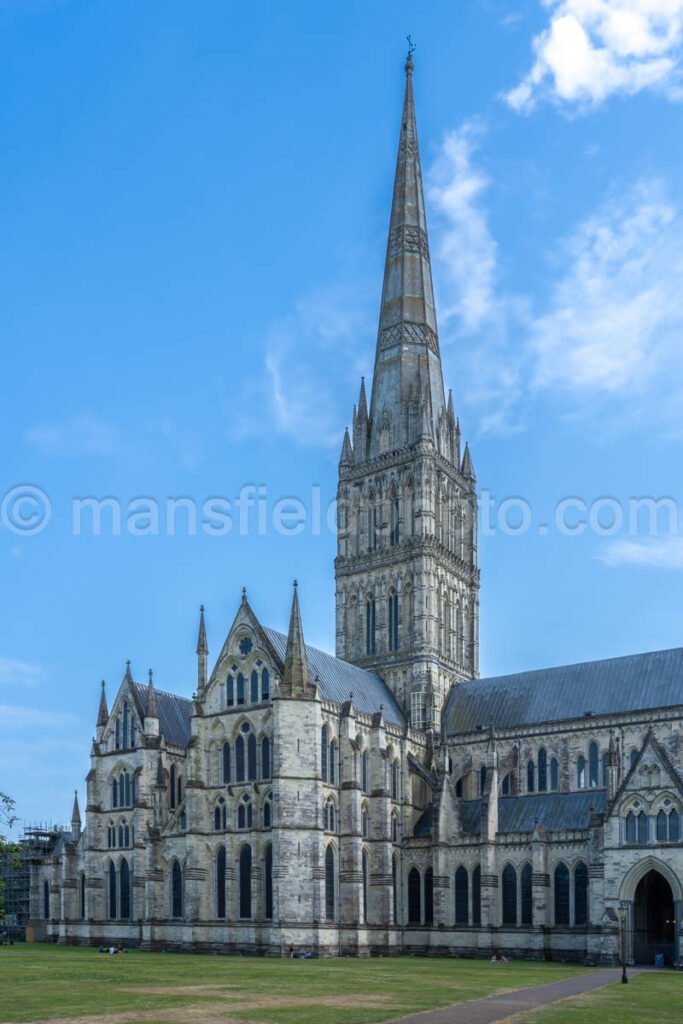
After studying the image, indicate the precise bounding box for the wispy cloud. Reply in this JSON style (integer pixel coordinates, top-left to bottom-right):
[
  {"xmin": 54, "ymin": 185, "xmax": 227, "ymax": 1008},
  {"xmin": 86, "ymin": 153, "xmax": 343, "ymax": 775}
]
[
  {"xmin": 26, "ymin": 415, "xmax": 122, "ymax": 457},
  {"xmin": 0, "ymin": 704, "xmax": 79, "ymax": 728},
  {"xmin": 233, "ymin": 287, "xmax": 373, "ymax": 449},
  {"xmin": 528, "ymin": 179, "xmax": 683, "ymax": 426},
  {"xmin": 506, "ymin": 0, "xmax": 683, "ymax": 112},
  {"xmin": 599, "ymin": 536, "xmax": 683, "ymax": 568},
  {"xmin": 0, "ymin": 658, "xmax": 45, "ymax": 688}
]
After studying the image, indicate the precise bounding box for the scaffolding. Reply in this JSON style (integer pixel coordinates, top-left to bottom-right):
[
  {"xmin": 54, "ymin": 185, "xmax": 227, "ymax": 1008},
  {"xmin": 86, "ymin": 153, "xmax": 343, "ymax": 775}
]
[{"xmin": 0, "ymin": 823, "xmax": 67, "ymax": 938}]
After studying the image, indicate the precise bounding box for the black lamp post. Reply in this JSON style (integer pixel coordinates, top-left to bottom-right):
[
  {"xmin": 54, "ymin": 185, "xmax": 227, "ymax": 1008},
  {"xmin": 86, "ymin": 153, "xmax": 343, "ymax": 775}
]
[{"xmin": 618, "ymin": 904, "xmax": 628, "ymax": 984}]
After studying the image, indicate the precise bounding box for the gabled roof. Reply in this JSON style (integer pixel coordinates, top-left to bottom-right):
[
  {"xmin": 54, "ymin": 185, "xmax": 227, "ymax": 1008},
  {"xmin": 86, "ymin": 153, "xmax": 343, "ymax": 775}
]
[
  {"xmin": 444, "ymin": 646, "xmax": 683, "ymax": 733},
  {"xmin": 414, "ymin": 790, "xmax": 606, "ymax": 839},
  {"xmin": 131, "ymin": 682, "xmax": 192, "ymax": 747},
  {"xmin": 262, "ymin": 627, "xmax": 405, "ymax": 726}
]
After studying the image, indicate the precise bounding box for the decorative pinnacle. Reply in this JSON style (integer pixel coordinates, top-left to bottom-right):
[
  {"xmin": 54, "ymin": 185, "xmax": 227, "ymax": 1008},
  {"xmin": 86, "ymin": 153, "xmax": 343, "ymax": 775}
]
[
  {"xmin": 148, "ymin": 668, "xmax": 153, "ymax": 684},
  {"xmin": 242, "ymin": 587, "xmax": 247, "ymax": 602}
]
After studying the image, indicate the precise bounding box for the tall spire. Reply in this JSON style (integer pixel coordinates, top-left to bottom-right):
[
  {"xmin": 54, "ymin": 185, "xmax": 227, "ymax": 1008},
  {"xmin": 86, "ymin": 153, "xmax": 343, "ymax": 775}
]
[{"xmin": 368, "ymin": 51, "xmax": 446, "ymax": 454}]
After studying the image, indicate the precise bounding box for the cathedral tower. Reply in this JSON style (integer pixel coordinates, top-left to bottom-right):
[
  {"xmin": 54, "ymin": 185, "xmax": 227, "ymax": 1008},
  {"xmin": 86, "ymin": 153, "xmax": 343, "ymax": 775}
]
[{"xmin": 335, "ymin": 52, "xmax": 480, "ymax": 729}]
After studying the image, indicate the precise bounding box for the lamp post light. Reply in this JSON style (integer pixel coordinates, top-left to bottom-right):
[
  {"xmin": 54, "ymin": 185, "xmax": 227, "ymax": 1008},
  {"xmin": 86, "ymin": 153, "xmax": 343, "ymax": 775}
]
[{"xmin": 618, "ymin": 904, "xmax": 628, "ymax": 984}]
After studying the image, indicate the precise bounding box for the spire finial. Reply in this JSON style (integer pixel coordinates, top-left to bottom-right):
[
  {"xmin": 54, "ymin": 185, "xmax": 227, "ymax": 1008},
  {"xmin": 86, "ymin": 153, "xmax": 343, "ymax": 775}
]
[
  {"xmin": 242, "ymin": 586, "xmax": 247, "ymax": 603},
  {"xmin": 97, "ymin": 679, "xmax": 109, "ymax": 727},
  {"xmin": 196, "ymin": 604, "xmax": 208, "ymax": 657},
  {"xmin": 148, "ymin": 668, "xmax": 153, "ymax": 685},
  {"xmin": 406, "ymin": 34, "xmax": 416, "ymax": 70}
]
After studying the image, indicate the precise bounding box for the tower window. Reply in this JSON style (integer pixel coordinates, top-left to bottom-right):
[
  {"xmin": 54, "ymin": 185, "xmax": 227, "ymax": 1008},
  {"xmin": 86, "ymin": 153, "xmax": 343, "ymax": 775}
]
[
  {"xmin": 366, "ymin": 598, "xmax": 376, "ymax": 656},
  {"xmin": 388, "ymin": 592, "xmax": 399, "ymax": 652}
]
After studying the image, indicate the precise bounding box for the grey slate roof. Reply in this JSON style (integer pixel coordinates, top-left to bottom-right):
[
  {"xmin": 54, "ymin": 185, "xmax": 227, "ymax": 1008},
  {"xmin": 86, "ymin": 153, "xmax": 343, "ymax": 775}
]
[
  {"xmin": 413, "ymin": 790, "xmax": 607, "ymax": 838},
  {"xmin": 131, "ymin": 682, "xmax": 192, "ymax": 747},
  {"xmin": 263, "ymin": 627, "xmax": 405, "ymax": 726},
  {"xmin": 443, "ymin": 646, "xmax": 683, "ymax": 733}
]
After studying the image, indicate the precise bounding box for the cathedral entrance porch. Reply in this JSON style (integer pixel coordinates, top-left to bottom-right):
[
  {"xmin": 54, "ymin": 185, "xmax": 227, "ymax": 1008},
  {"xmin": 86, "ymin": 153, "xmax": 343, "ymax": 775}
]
[{"xmin": 632, "ymin": 869, "xmax": 676, "ymax": 966}]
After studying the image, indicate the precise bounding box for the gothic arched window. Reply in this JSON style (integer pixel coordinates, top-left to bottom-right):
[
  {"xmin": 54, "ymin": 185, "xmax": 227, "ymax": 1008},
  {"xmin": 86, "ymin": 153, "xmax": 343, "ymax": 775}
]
[
  {"xmin": 250, "ymin": 670, "xmax": 259, "ymax": 704},
  {"xmin": 238, "ymin": 795, "xmax": 252, "ymax": 830},
  {"xmin": 122, "ymin": 702, "xmax": 129, "ymax": 749},
  {"xmin": 362, "ymin": 807, "xmax": 369, "ymax": 838},
  {"xmin": 626, "ymin": 810, "xmax": 637, "ymax": 843},
  {"xmin": 670, "ymin": 809, "xmax": 681, "ymax": 841},
  {"xmin": 261, "ymin": 737, "xmax": 271, "ymax": 780},
  {"xmin": 366, "ymin": 598, "xmax": 376, "ymax": 656},
  {"xmin": 455, "ymin": 866, "xmax": 468, "ymax": 925},
  {"xmin": 239, "ymin": 845, "xmax": 252, "ymax": 919},
  {"xmin": 264, "ymin": 844, "xmax": 273, "ymax": 920},
  {"xmin": 637, "ymin": 810, "xmax": 649, "ymax": 844},
  {"xmin": 236, "ymin": 736, "xmax": 245, "ymax": 782},
  {"xmin": 392, "ymin": 855, "xmax": 398, "ymax": 924},
  {"xmin": 223, "ymin": 742, "xmax": 231, "ymax": 784},
  {"xmin": 171, "ymin": 861, "xmax": 183, "ymax": 919},
  {"xmin": 554, "ymin": 863, "xmax": 570, "ymax": 925},
  {"xmin": 237, "ymin": 673, "xmax": 245, "ymax": 706},
  {"xmin": 120, "ymin": 858, "xmax": 131, "ymax": 920},
  {"xmin": 216, "ymin": 846, "xmax": 226, "ymax": 919},
  {"xmin": 388, "ymin": 591, "xmax": 399, "ymax": 652},
  {"xmin": 108, "ymin": 863, "xmax": 116, "ymax": 919},
  {"xmin": 521, "ymin": 862, "xmax": 533, "ymax": 925},
  {"xmin": 321, "ymin": 726, "xmax": 328, "ymax": 782},
  {"xmin": 502, "ymin": 865, "xmax": 517, "ymax": 926},
  {"xmin": 329, "ymin": 741, "xmax": 337, "ymax": 785},
  {"xmin": 391, "ymin": 760, "xmax": 399, "ymax": 801},
  {"xmin": 79, "ymin": 873, "xmax": 85, "ymax": 920},
  {"xmin": 227, "ymin": 674, "xmax": 234, "ymax": 707},
  {"xmin": 574, "ymin": 861, "xmax": 588, "ymax": 926},
  {"xmin": 261, "ymin": 667, "xmax": 270, "ymax": 701},
  {"xmin": 408, "ymin": 867, "xmax": 421, "ymax": 924},
  {"xmin": 550, "ymin": 757, "xmax": 559, "ymax": 791},
  {"xmin": 325, "ymin": 844, "xmax": 335, "ymax": 921},
  {"xmin": 362, "ymin": 850, "xmax": 369, "ymax": 924},
  {"xmin": 588, "ymin": 742, "xmax": 599, "ymax": 788},
  {"xmin": 577, "ymin": 755, "xmax": 586, "ymax": 789},
  {"xmin": 527, "ymin": 760, "xmax": 535, "ymax": 793},
  {"xmin": 361, "ymin": 750, "xmax": 369, "ymax": 793},
  {"xmin": 169, "ymin": 765, "xmax": 177, "ymax": 809},
  {"xmin": 247, "ymin": 733, "xmax": 257, "ymax": 781},
  {"xmin": 538, "ymin": 748, "xmax": 548, "ymax": 792}
]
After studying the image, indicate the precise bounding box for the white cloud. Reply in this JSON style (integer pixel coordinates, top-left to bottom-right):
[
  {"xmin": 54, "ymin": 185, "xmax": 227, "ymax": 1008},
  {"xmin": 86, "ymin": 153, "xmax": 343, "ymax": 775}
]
[
  {"xmin": 26, "ymin": 415, "xmax": 122, "ymax": 457},
  {"xmin": 599, "ymin": 536, "xmax": 683, "ymax": 567},
  {"xmin": 529, "ymin": 179, "xmax": 683, "ymax": 418},
  {"xmin": 506, "ymin": 0, "xmax": 683, "ymax": 112},
  {"xmin": 0, "ymin": 657, "xmax": 44, "ymax": 688},
  {"xmin": 428, "ymin": 122, "xmax": 498, "ymax": 335},
  {"xmin": 233, "ymin": 287, "xmax": 373, "ymax": 449}
]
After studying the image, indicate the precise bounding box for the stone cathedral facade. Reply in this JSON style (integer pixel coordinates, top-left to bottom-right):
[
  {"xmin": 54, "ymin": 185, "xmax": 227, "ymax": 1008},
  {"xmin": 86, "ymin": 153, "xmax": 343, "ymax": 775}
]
[{"xmin": 34, "ymin": 57, "xmax": 683, "ymax": 966}]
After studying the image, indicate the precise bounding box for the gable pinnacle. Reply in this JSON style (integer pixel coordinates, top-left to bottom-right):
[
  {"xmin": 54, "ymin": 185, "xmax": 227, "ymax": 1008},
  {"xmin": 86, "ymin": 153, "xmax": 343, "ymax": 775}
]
[
  {"xmin": 71, "ymin": 790, "xmax": 81, "ymax": 824},
  {"xmin": 196, "ymin": 604, "xmax": 208, "ymax": 656},
  {"xmin": 97, "ymin": 679, "xmax": 109, "ymax": 727},
  {"xmin": 283, "ymin": 580, "xmax": 309, "ymax": 692},
  {"xmin": 146, "ymin": 668, "xmax": 158, "ymax": 719},
  {"xmin": 339, "ymin": 427, "xmax": 353, "ymax": 466}
]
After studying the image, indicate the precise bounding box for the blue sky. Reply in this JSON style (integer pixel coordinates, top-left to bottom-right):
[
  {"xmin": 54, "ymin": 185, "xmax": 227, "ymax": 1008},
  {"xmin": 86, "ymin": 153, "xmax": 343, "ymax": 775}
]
[{"xmin": 3, "ymin": 0, "xmax": 683, "ymax": 833}]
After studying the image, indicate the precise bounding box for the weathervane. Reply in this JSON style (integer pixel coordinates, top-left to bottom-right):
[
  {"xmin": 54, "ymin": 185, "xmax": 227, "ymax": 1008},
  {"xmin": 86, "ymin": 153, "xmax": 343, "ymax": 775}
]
[{"xmin": 406, "ymin": 35, "xmax": 416, "ymax": 61}]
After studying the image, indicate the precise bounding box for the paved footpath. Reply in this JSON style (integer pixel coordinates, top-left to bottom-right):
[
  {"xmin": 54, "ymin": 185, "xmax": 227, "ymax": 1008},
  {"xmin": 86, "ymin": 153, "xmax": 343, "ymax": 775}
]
[{"xmin": 390, "ymin": 967, "xmax": 642, "ymax": 1024}]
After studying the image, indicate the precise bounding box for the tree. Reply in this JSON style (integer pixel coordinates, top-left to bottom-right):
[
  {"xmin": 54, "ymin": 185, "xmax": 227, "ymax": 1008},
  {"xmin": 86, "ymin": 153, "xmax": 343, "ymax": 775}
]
[{"xmin": 0, "ymin": 792, "xmax": 19, "ymax": 920}]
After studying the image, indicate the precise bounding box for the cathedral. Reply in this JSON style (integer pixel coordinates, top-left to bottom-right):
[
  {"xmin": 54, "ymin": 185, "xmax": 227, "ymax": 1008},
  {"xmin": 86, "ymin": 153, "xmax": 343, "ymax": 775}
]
[{"xmin": 33, "ymin": 54, "xmax": 683, "ymax": 966}]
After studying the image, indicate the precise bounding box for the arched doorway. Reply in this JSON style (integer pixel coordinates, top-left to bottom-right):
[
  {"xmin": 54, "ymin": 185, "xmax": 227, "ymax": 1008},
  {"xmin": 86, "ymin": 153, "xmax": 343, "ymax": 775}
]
[{"xmin": 633, "ymin": 870, "xmax": 676, "ymax": 965}]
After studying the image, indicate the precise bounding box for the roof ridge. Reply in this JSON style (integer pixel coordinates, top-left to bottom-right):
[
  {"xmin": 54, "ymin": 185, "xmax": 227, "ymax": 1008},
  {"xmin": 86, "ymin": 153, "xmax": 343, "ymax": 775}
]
[
  {"xmin": 131, "ymin": 680, "xmax": 193, "ymax": 704},
  {"xmin": 471, "ymin": 644, "xmax": 683, "ymax": 687}
]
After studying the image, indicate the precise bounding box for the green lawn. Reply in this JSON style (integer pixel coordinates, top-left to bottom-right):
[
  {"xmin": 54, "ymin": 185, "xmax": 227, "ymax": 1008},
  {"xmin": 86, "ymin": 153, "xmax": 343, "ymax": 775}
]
[
  {"xmin": 0, "ymin": 945, "xmax": 591, "ymax": 1024},
  {"xmin": 518, "ymin": 971, "xmax": 683, "ymax": 1024}
]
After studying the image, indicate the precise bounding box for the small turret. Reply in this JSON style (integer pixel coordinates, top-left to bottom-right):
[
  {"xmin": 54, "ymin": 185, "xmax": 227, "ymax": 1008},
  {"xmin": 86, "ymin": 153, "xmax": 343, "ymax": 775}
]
[
  {"xmin": 144, "ymin": 669, "xmax": 160, "ymax": 738},
  {"xmin": 71, "ymin": 790, "xmax": 81, "ymax": 843},
  {"xmin": 96, "ymin": 680, "xmax": 108, "ymax": 741},
  {"xmin": 196, "ymin": 605, "xmax": 208, "ymax": 693},
  {"xmin": 353, "ymin": 379, "xmax": 369, "ymax": 461}
]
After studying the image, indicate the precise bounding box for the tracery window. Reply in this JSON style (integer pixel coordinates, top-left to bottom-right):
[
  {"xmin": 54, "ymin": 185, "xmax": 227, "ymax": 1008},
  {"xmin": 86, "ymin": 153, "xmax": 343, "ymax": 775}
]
[
  {"xmin": 214, "ymin": 797, "xmax": 227, "ymax": 831},
  {"xmin": 238, "ymin": 794, "xmax": 253, "ymax": 830},
  {"xmin": 588, "ymin": 742, "xmax": 599, "ymax": 788},
  {"xmin": 366, "ymin": 597, "xmax": 376, "ymax": 655},
  {"xmin": 538, "ymin": 748, "xmax": 548, "ymax": 792},
  {"xmin": 261, "ymin": 737, "xmax": 271, "ymax": 780}
]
